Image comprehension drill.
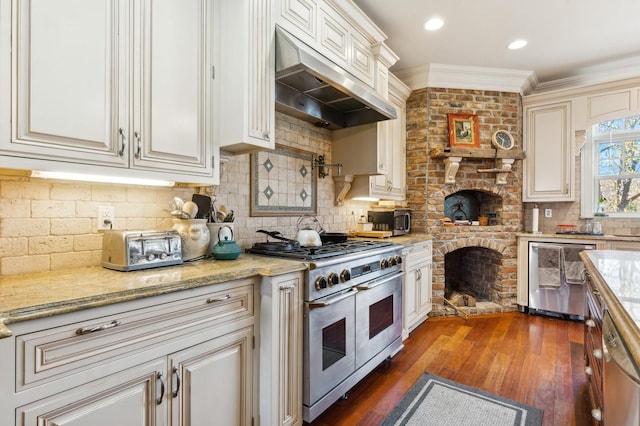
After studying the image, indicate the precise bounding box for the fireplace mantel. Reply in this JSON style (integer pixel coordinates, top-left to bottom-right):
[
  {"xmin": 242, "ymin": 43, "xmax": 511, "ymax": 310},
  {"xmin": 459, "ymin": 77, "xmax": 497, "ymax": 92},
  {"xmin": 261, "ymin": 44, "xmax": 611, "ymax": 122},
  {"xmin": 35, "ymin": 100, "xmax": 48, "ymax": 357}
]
[{"xmin": 430, "ymin": 147, "xmax": 526, "ymax": 184}]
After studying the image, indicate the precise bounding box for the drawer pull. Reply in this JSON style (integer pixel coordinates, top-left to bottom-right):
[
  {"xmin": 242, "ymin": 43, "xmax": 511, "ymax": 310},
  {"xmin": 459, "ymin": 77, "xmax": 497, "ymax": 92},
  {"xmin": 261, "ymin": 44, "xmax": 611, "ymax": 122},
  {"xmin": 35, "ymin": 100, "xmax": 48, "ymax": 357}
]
[
  {"xmin": 593, "ymin": 348, "xmax": 603, "ymax": 359},
  {"xmin": 172, "ymin": 366, "xmax": 181, "ymax": 397},
  {"xmin": 75, "ymin": 319, "xmax": 121, "ymax": 335},
  {"xmin": 206, "ymin": 294, "xmax": 231, "ymax": 304},
  {"xmin": 280, "ymin": 283, "xmax": 297, "ymax": 290},
  {"xmin": 585, "ymin": 319, "xmax": 596, "ymax": 328},
  {"xmin": 585, "ymin": 366, "xmax": 593, "ymax": 376},
  {"xmin": 156, "ymin": 372, "xmax": 165, "ymax": 405},
  {"xmin": 591, "ymin": 408, "xmax": 602, "ymax": 421}
]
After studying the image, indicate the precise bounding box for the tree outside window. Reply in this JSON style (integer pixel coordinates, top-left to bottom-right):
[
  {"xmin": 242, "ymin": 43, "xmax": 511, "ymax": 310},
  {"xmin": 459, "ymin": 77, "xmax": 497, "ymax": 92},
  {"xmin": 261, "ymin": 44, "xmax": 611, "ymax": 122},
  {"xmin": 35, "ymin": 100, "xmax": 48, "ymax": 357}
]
[{"xmin": 593, "ymin": 115, "xmax": 640, "ymax": 215}]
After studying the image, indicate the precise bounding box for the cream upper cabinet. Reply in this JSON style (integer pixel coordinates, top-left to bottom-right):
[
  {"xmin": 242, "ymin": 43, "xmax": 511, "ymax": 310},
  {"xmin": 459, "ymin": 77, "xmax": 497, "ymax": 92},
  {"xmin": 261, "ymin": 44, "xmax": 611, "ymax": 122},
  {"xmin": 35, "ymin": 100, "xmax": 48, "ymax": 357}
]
[
  {"xmin": 216, "ymin": 0, "xmax": 275, "ymax": 154},
  {"xmin": 277, "ymin": 0, "xmax": 378, "ymax": 88},
  {"xmin": 369, "ymin": 74, "xmax": 410, "ymax": 200},
  {"xmin": 523, "ymin": 101, "xmax": 574, "ymax": 202},
  {"xmin": 334, "ymin": 73, "xmax": 409, "ymax": 201},
  {"xmin": 0, "ymin": 0, "xmax": 217, "ymax": 184}
]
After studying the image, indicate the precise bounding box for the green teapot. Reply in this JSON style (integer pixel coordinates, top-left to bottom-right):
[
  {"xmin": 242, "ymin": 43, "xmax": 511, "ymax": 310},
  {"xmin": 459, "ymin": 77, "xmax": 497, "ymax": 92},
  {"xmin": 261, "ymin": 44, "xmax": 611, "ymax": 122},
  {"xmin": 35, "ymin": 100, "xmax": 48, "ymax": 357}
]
[{"xmin": 211, "ymin": 226, "xmax": 241, "ymax": 260}]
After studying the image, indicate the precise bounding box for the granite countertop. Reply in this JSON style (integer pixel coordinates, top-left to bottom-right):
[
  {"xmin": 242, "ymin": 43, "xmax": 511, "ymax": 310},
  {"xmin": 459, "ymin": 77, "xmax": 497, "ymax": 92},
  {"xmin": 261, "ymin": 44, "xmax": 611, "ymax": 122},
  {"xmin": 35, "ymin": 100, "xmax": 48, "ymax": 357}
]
[
  {"xmin": 0, "ymin": 254, "xmax": 306, "ymax": 338},
  {"xmin": 517, "ymin": 232, "xmax": 640, "ymax": 241},
  {"xmin": 0, "ymin": 235, "xmax": 432, "ymax": 339},
  {"xmin": 581, "ymin": 250, "xmax": 640, "ymax": 369}
]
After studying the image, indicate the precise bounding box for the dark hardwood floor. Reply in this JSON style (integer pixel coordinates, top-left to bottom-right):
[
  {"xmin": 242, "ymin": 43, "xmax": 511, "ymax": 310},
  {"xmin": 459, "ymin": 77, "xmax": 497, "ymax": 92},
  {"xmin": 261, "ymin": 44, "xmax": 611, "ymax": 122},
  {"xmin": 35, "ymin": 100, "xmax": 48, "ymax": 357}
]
[{"xmin": 308, "ymin": 312, "xmax": 593, "ymax": 426}]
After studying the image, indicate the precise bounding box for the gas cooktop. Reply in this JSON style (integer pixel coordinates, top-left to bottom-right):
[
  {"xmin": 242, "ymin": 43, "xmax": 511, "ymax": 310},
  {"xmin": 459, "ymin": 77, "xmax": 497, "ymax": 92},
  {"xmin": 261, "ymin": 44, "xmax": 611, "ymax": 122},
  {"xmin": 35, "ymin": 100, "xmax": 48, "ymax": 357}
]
[{"xmin": 246, "ymin": 239, "xmax": 393, "ymax": 260}]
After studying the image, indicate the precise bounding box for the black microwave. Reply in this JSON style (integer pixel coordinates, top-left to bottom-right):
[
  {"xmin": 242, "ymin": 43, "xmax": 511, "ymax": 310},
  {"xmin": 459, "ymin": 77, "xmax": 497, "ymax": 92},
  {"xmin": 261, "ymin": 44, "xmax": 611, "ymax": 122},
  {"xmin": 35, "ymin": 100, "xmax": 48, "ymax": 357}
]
[{"xmin": 367, "ymin": 209, "xmax": 411, "ymax": 236}]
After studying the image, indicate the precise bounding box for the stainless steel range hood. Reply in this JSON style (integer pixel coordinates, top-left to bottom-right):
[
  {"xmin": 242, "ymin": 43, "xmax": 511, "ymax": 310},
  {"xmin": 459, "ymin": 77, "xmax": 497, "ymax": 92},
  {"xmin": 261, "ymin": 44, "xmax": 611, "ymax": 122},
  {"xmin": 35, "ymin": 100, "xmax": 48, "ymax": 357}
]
[{"xmin": 275, "ymin": 26, "xmax": 397, "ymax": 130}]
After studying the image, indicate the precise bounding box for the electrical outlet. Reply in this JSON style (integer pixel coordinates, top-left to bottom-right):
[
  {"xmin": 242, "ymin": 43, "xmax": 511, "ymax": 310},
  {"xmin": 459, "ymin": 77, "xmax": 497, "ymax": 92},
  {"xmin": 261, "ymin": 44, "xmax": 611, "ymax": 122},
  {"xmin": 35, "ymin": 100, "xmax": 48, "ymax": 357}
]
[
  {"xmin": 98, "ymin": 206, "xmax": 115, "ymax": 230},
  {"xmin": 544, "ymin": 208, "xmax": 552, "ymax": 218}
]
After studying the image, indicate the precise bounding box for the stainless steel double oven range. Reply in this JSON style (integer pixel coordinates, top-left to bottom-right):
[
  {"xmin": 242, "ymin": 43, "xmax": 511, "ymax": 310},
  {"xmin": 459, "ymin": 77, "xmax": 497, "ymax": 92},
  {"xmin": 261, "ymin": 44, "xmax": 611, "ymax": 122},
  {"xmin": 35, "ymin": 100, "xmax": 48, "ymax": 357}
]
[{"xmin": 248, "ymin": 240, "xmax": 404, "ymax": 422}]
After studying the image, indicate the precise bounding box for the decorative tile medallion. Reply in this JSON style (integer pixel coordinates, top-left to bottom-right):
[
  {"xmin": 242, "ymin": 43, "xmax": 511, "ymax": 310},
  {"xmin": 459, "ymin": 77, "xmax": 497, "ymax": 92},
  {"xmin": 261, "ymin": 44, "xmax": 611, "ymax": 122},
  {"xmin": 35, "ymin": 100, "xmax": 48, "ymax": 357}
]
[{"xmin": 250, "ymin": 144, "xmax": 317, "ymax": 216}]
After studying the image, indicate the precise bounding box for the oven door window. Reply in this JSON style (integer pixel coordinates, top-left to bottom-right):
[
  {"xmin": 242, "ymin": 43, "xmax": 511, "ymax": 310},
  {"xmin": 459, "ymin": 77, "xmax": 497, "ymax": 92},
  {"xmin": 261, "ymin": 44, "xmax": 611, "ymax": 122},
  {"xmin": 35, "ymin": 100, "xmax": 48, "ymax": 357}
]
[
  {"xmin": 323, "ymin": 318, "xmax": 347, "ymax": 370},
  {"xmin": 355, "ymin": 273, "xmax": 403, "ymax": 369}
]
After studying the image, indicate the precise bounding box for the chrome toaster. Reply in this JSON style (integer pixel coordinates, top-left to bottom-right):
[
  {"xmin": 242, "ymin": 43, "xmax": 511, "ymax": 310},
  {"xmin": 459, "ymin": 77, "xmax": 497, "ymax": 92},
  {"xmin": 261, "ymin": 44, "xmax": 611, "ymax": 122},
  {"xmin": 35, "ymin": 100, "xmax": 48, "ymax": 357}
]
[{"xmin": 101, "ymin": 230, "xmax": 183, "ymax": 271}]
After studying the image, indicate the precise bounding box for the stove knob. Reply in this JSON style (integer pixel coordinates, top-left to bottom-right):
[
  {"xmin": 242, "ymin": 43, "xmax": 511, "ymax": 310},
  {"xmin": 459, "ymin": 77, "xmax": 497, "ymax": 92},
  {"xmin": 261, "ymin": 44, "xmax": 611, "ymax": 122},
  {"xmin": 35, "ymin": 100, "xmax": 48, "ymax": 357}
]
[
  {"xmin": 340, "ymin": 269, "xmax": 351, "ymax": 282},
  {"xmin": 389, "ymin": 256, "xmax": 397, "ymax": 266},
  {"xmin": 395, "ymin": 255, "xmax": 403, "ymax": 265},
  {"xmin": 146, "ymin": 253, "xmax": 156, "ymax": 261},
  {"xmin": 315, "ymin": 276, "xmax": 328, "ymax": 290},
  {"xmin": 380, "ymin": 258, "xmax": 389, "ymax": 269},
  {"xmin": 328, "ymin": 273, "xmax": 339, "ymax": 286},
  {"xmin": 159, "ymin": 252, "xmax": 168, "ymax": 260}
]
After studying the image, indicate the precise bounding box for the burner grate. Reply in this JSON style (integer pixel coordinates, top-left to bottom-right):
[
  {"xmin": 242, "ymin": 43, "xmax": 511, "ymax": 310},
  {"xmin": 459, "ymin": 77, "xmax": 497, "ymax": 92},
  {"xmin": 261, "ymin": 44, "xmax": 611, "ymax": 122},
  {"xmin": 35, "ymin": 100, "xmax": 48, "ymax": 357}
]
[{"xmin": 246, "ymin": 240, "xmax": 393, "ymax": 260}]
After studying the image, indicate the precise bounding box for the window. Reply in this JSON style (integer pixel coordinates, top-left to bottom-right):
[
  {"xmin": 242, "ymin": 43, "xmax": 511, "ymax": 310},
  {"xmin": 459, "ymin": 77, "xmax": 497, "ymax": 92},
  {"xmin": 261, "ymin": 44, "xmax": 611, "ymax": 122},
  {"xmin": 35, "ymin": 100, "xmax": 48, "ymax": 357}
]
[{"xmin": 581, "ymin": 115, "xmax": 640, "ymax": 217}]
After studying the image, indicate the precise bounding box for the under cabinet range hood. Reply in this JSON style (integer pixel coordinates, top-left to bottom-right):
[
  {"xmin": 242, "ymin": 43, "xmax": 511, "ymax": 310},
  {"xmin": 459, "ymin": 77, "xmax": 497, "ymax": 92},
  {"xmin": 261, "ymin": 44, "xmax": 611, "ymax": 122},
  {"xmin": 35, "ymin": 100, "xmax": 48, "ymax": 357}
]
[{"xmin": 274, "ymin": 27, "xmax": 396, "ymax": 130}]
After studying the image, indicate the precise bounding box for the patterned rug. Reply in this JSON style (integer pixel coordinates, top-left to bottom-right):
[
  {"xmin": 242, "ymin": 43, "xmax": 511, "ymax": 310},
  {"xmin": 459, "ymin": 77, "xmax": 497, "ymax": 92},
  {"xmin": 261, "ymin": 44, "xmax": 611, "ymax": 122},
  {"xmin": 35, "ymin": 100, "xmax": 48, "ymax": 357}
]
[{"xmin": 382, "ymin": 373, "xmax": 543, "ymax": 426}]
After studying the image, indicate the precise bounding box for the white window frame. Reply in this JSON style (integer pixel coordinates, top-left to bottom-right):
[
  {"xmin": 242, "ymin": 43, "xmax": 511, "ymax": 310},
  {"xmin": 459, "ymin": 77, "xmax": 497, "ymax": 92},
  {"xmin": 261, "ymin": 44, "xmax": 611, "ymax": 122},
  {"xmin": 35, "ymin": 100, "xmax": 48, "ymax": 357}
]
[{"xmin": 581, "ymin": 119, "xmax": 640, "ymax": 218}]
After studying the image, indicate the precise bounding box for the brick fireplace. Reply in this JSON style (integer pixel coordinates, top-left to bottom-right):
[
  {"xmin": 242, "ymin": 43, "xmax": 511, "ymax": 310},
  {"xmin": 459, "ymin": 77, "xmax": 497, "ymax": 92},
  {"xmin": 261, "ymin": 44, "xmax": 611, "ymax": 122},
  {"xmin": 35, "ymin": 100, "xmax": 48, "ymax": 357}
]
[{"xmin": 406, "ymin": 87, "xmax": 524, "ymax": 317}]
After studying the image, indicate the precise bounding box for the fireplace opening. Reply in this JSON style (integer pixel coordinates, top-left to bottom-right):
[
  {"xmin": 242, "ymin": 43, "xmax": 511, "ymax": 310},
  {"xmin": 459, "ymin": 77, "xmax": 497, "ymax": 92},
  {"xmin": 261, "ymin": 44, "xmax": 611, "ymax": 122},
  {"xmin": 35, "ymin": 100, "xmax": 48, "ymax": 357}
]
[
  {"xmin": 444, "ymin": 246, "xmax": 504, "ymax": 315},
  {"xmin": 444, "ymin": 190, "xmax": 502, "ymax": 224}
]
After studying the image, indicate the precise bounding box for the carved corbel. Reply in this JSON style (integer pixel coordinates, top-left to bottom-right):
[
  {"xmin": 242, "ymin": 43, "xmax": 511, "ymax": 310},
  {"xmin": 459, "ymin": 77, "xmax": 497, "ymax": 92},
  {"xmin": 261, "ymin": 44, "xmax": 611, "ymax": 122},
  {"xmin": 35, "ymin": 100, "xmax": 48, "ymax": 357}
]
[
  {"xmin": 444, "ymin": 157, "xmax": 462, "ymax": 184},
  {"xmin": 333, "ymin": 175, "xmax": 354, "ymax": 206}
]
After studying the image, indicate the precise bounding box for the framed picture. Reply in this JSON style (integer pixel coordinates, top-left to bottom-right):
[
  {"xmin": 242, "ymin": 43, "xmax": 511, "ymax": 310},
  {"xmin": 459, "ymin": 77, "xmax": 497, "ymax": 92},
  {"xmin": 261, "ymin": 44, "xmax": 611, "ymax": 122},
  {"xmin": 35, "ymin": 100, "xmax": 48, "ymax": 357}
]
[
  {"xmin": 448, "ymin": 113, "xmax": 480, "ymax": 149},
  {"xmin": 250, "ymin": 144, "xmax": 317, "ymax": 216}
]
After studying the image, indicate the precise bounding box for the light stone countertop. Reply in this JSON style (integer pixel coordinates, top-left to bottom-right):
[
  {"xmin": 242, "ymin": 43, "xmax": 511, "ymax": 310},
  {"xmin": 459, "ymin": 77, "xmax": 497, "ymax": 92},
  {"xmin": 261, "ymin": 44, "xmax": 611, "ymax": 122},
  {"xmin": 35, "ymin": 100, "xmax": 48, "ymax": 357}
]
[
  {"xmin": 0, "ymin": 235, "xmax": 434, "ymax": 339},
  {"xmin": 0, "ymin": 254, "xmax": 306, "ymax": 338},
  {"xmin": 581, "ymin": 250, "xmax": 640, "ymax": 369},
  {"xmin": 517, "ymin": 232, "xmax": 640, "ymax": 242}
]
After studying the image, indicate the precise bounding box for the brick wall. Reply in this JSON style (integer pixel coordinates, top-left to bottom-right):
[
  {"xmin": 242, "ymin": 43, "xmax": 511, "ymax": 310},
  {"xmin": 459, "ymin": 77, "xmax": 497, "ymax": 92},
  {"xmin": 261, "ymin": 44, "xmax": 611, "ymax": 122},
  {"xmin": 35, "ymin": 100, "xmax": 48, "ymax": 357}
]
[{"xmin": 406, "ymin": 87, "xmax": 524, "ymax": 316}]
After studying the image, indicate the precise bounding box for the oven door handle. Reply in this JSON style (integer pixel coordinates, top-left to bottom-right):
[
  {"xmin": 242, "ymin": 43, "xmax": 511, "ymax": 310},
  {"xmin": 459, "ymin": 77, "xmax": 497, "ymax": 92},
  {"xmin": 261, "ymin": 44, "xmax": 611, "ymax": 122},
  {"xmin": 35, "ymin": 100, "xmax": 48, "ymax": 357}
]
[
  {"xmin": 355, "ymin": 271, "xmax": 404, "ymax": 291},
  {"xmin": 307, "ymin": 288, "xmax": 358, "ymax": 308}
]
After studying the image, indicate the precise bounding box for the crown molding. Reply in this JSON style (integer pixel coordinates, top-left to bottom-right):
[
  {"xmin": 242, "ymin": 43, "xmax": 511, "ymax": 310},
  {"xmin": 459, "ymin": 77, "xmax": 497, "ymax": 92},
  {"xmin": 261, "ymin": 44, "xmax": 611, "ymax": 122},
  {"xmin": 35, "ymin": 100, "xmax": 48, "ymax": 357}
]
[{"xmin": 395, "ymin": 63, "xmax": 537, "ymax": 95}]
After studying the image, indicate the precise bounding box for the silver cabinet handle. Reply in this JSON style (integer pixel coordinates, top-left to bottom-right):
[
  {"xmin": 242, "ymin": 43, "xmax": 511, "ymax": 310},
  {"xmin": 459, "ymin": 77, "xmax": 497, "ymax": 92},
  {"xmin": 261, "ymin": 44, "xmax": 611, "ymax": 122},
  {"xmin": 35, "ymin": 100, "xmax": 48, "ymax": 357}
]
[
  {"xmin": 118, "ymin": 128, "xmax": 127, "ymax": 157},
  {"xmin": 75, "ymin": 319, "xmax": 121, "ymax": 335},
  {"xmin": 207, "ymin": 294, "xmax": 231, "ymax": 304},
  {"xmin": 585, "ymin": 319, "xmax": 596, "ymax": 328},
  {"xmin": 134, "ymin": 131, "xmax": 141, "ymax": 159},
  {"xmin": 280, "ymin": 283, "xmax": 297, "ymax": 290},
  {"xmin": 584, "ymin": 366, "xmax": 593, "ymax": 376},
  {"xmin": 591, "ymin": 408, "xmax": 602, "ymax": 421},
  {"xmin": 156, "ymin": 372, "xmax": 165, "ymax": 405},
  {"xmin": 172, "ymin": 366, "xmax": 181, "ymax": 398},
  {"xmin": 593, "ymin": 348, "xmax": 602, "ymax": 359}
]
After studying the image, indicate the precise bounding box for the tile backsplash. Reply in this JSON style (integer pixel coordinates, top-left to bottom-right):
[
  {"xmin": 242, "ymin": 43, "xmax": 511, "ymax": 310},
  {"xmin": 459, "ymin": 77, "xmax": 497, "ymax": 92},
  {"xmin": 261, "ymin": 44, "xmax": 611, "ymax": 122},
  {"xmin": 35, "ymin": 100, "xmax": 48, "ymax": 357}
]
[{"xmin": 0, "ymin": 113, "xmax": 370, "ymax": 276}]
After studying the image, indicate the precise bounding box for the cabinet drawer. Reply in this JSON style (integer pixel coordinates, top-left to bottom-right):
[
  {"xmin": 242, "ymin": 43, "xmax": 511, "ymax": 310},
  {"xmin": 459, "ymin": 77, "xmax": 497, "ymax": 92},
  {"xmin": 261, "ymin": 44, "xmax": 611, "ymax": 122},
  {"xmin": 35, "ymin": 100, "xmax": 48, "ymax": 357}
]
[
  {"xmin": 16, "ymin": 279, "xmax": 255, "ymax": 391},
  {"xmin": 403, "ymin": 242, "xmax": 432, "ymax": 268}
]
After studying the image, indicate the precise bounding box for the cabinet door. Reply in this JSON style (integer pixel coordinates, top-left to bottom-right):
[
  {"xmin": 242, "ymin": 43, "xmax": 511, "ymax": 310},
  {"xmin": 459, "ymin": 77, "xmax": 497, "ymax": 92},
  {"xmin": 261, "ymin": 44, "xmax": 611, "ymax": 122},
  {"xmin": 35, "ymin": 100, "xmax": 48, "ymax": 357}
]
[
  {"xmin": 523, "ymin": 101, "xmax": 574, "ymax": 201},
  {"xmin": 170, "ymin": 326, "xmax": 254, "ymax": 426},
  {"xmin": 133, "ymin": 0, "xmax": 214, "ymax": 178},
  {"xmin": 260, "ymin": 273, "xmax": 303, "ymax": 426},
  {"xmin": 217, "ymin": 0, "xmax": 275, "ymax": 153},
  {"xmin": 3, "ymin": 0, "xmax": 126, "ymax": 166},
  {"xmin": 418, "ymin": 261, "xmax": 432, "ymax": 317},
  {"xmin": 17, "ymin": 357, "xmax": 165, "ymax": 426},
  {"xmin": 403, "ymin": 266, "xmax": 419, "ymax": 331}
]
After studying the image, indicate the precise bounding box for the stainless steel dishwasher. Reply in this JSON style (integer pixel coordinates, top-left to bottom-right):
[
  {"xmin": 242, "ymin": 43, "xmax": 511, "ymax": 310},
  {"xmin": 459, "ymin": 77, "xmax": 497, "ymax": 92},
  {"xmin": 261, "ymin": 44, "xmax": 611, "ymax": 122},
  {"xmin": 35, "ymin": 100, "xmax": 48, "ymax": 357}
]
[
  {"xmin": 603, "ymin": 310, "xmax": 640, "ymax": 425},
  {"xmin": 528, "ymin": 241, "xmax": 595, "ymax": 317}
]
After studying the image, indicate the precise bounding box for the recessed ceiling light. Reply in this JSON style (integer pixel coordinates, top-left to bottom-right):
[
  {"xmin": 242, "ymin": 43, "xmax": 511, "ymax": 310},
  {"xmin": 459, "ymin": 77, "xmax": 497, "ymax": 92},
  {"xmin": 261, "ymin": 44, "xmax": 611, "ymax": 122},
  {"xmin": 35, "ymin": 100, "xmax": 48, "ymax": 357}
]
[
  {"xmin": 508, "ymin": 39, "xmax": 528, "ymax": 50},
  {"xmin": 424, "ymin": 17, "xmax": 444, "ymax": 31}
]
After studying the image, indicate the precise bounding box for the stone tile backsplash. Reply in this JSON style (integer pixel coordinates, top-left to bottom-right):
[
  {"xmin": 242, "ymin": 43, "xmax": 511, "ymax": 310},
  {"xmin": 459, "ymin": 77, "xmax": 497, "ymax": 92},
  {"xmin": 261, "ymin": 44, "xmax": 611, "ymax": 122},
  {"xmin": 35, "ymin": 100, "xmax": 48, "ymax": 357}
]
[{"xmin": 0, "ymin": 112, "xmax": 370, "ymax": 275}]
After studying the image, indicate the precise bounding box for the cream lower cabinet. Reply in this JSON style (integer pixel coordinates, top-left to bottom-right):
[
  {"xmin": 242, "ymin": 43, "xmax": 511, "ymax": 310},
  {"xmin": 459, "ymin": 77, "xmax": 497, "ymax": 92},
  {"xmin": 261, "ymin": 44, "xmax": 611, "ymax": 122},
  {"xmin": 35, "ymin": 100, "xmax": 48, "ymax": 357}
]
[
  {"xmin": 0, "ymin": 0, "xmax": 216, "ymax": 184},
  {"xmin": 605, "ymin": 240, "xmax": 640, "ymax": 251},
  {"xmin": 260, "ymin": 272, "xmax": 303, "ymax": 426},
  {"xmin": 402, "ymin": 240, "xmax": 432, "ymax": 338},
  {"xmin": 1, "ymin": 278, "xmax": 257, "ymax": 426}
]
